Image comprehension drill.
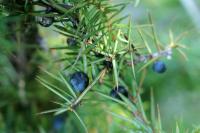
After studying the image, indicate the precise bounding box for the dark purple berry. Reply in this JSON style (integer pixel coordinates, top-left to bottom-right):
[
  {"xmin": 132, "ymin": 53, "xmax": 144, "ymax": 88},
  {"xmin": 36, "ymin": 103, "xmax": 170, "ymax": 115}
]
[
  {"xmin": 38, "ymin": 17, "xmax": 54, "ymax": 27},
  {"xmin": 110, "ymin": 86, "xmax": 128, "ymax": 100},
  {"xmin": 152, "ymin": 61, "xmax": 166, "ymax": 73},
  {"xmin": 70, "ymin": 71, "xmax": 89, "ymax": 93}
]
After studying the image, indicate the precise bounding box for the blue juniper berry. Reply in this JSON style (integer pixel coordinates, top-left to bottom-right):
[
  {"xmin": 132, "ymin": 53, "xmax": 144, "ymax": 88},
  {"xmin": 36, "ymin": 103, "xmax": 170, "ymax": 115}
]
[
  {"xmin": 53, "ymin": 114, "xmax": 65, "ymax": 131},
  {"xmin": 152, "ymin": 61, "xmax": 166, "ymax": 73},
  {"xmin": 70, "ymin": 71, "xmax": 89, "ymax": 93},
  {"xmin": 110, "ymin": 85, "xmax": 128, "ymax": 100}
]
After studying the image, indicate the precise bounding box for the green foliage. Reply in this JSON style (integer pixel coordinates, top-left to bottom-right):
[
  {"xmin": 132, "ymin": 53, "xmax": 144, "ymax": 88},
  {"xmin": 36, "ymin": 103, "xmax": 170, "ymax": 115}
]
[{"xmin": 0, "ymin": 0, "xmax": 199, "ymax": 133}]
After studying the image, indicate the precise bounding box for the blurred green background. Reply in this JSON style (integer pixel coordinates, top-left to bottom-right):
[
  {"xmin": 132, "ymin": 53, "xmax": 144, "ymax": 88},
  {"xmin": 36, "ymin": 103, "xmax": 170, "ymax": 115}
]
[
  {"xmin": 0, "ymin": 0, "xmax": 200, "ymax": 132},
  {"xmin": 133, "ymin": 0, "xmax": 200, "ymax": 131}
]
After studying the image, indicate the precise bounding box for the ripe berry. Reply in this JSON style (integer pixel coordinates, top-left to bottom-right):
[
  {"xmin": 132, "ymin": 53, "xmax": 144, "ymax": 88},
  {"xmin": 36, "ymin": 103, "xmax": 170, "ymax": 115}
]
[
  {"xmin": 110, "ymin": 86, "xmax": 128, "ymax": 100},
  {"xmin": 67, "ymin": 37, "xmax": 77, "ymax": 46},
  {"xmin": 53, "ymin": 115, "xmax": 65, "ymax": 131},
  {"xmin": 70, "ymin": 72, "xmax": 89, "ymax": 93},
  {"xmin": 152, "ymin": 61, "xmax": 166, "ymax": 73},
  {"xmin": 38, "ymin": 17, "xmax": 54, "ymax": 27}
]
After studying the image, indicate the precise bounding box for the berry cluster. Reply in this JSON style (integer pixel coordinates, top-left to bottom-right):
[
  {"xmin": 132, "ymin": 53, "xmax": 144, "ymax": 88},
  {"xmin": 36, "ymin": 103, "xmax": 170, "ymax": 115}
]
[
  {"xmin": 36, "ymin": 2, "xmax": 126, "ymax": 98},
  {"xmin": 37, "ymin": 2, "xmax": 78, "ymax": 28},
  {"xmin": 35, "ymin": 2, "xmax": 81, "ymax": 48},
  {"xmin": 35, "ymin": 2, "xmax": 177, "ymax": 126},
  {"xmin": 69, "ymin": 71, "xmax": 128, "ymax": 101}
]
